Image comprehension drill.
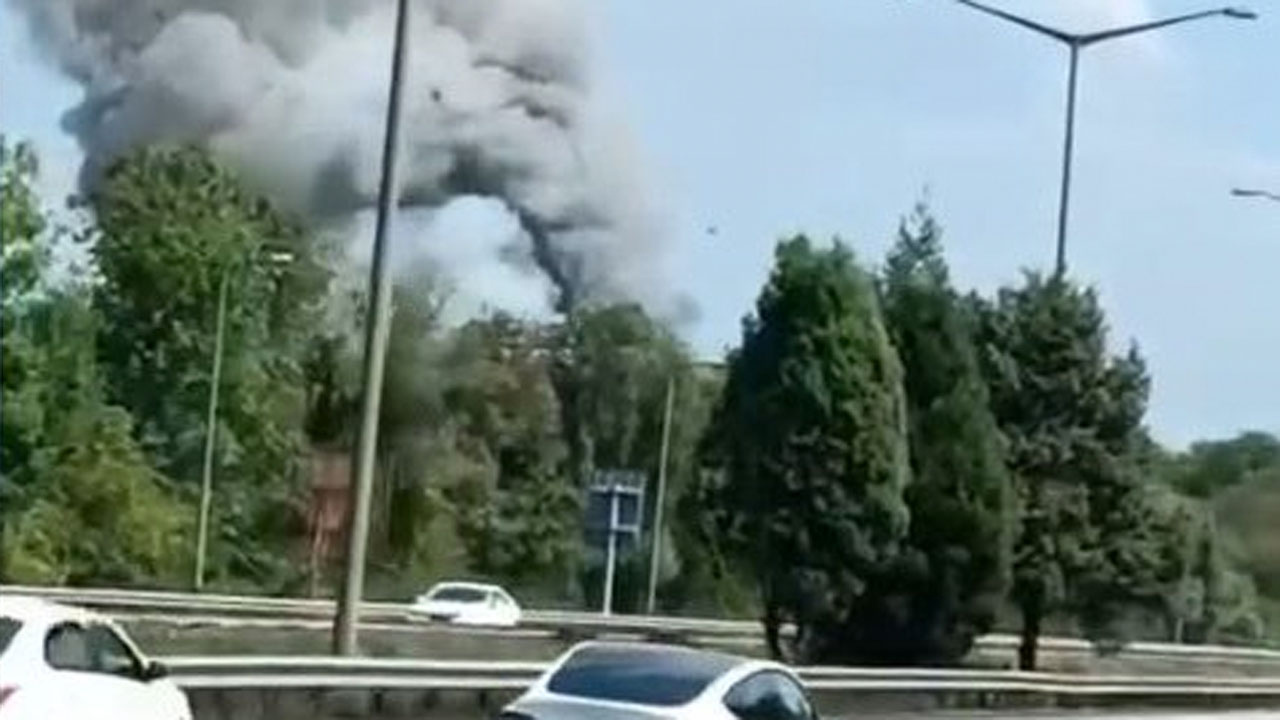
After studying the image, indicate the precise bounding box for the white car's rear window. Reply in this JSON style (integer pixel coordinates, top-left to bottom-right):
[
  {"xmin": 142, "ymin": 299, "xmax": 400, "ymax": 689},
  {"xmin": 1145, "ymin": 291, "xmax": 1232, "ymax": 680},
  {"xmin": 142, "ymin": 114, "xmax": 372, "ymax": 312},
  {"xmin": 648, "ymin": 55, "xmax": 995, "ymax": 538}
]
[
  {"xmin": 547, "ymin": 645, "xmax": 742, "ymax": 707},
  {"xmin": 429, "ymin": 587, "xmax": 488, "ymax": 603},
  {"xmin": 0, "ymin": 618, "xmax": 21, "ymax": 656}
]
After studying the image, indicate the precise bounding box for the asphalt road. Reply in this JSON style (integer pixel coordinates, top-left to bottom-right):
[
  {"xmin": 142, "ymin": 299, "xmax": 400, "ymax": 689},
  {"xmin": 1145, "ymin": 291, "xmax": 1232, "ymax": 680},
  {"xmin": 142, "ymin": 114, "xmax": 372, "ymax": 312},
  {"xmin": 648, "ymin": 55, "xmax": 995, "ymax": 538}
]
[{"xmin": 277, "ymin": 711, "xmax": 1280, "ymax": 720}]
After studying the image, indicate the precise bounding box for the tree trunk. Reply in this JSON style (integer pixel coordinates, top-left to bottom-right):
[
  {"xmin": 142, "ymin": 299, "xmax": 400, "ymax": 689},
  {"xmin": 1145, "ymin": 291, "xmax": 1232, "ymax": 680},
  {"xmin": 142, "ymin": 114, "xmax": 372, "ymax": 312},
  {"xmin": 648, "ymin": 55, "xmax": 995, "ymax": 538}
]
[
  {"xmin": 763, "ymin": 598, "xmax": 784, "ymax": 661},
  {"xmin": 1018, "ymin": 594, "xmax": 1042, "ymax": 671}
]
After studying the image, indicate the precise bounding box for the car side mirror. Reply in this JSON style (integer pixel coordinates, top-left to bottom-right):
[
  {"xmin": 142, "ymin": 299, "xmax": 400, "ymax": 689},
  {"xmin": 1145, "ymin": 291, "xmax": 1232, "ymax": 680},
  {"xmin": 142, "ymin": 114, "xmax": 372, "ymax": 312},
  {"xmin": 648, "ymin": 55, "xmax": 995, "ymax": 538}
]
[{"xmin": 141, "ymin": 660, "xmax": 169, "ymax": 682}]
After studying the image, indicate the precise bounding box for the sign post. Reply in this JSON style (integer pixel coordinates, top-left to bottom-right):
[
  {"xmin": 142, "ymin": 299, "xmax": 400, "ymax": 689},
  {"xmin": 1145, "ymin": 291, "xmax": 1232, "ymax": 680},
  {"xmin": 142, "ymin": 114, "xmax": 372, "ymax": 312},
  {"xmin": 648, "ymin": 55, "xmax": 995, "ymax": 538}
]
[{"xmin": 586, "ymin": 469, "xmax": 645, "ymax": 616}]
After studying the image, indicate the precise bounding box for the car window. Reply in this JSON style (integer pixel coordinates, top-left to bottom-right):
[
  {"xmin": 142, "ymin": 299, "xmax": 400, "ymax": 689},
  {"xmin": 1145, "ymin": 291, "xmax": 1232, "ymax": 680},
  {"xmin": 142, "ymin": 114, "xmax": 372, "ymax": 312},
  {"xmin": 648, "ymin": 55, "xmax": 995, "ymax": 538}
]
[
  {"xmin": 723, "ymin": 671, "xmax": 814, "ymax": 720},
  {"xmin": 45, "ymin": 623, "xmax": 93, "ymax": 671},
  {"xmin": 0, "ymin": 618, "xmax": 21, "ymax": 656},
  {"xmin": 85, "ymin": 624, "xmax": 141, "ymax": 678},
  {"xmin": 547, "ymin": 645, "xmax": 741, "ymax": 707},
  {"xmin": 429, "ymin": 586, "xmax": 488, "ymax": 603}
]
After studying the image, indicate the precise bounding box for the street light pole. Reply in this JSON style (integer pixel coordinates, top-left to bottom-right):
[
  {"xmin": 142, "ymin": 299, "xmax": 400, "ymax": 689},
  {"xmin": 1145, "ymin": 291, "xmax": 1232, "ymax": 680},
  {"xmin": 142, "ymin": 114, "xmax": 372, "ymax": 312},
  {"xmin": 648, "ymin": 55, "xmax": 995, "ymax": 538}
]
[
  {"xmin": 646, "ymin": 376, "xmax": 676, "ymax": 615},
  {"xmin": 193, "ymin": 249, "xmax": 294, "ymax": 592},
  {"xmin": 194, "ymin": 266, "xmax": 230, "ymax": 593},
  {"xmin": 1055, "ymin": 45, "xmax": 1079, "ymax": 278},
  {"xmin": 945, "ymin": 1, "xmax": 1257, "ymax": 277},
  {"xmin": 332, "ymin": 0, "xmax": 412, "ymax": 656}
]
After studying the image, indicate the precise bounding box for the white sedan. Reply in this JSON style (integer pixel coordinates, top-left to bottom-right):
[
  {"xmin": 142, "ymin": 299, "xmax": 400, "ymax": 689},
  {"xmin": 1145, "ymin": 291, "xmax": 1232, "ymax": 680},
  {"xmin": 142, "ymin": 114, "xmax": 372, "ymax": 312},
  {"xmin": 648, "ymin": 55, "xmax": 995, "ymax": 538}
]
[
  {"xmin": 0, "ymin": 595, "xmax": 192, "ymax": 720},
  {"xmin": 411, "ymin": 581, "xmax": 522, "ymax": 627},
  {"xmin": 500, "ymin": 641, "xmax": 820, "ymax": 720}
]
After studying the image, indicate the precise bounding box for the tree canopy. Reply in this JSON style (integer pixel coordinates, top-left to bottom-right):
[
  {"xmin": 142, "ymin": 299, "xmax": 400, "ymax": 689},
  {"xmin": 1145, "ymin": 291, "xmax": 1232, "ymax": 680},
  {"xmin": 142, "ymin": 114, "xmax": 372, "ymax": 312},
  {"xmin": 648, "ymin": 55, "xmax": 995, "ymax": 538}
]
[
  {"xmin": 703, "ymin": 235, "xmax": 911, "ymax": 661},
  {"xmin": 2, "ymin": 138, "xmax": 1273, "ymax": 661},
  {"xmin": 844, "ymin": 205, "xmax": 1011, "ymax": 665}
]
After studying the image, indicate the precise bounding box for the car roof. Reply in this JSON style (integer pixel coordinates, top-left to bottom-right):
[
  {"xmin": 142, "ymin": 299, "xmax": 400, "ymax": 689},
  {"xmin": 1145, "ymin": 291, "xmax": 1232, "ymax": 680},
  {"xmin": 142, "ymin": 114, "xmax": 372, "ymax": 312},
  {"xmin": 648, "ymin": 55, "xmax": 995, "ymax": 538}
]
[
  {"xmin": 428, "ymin": 581, "xmax": 505, "ymax": 592},
  {"xmin": 0, "ymin": 595, "xmax": 106, "ymax": 626},
  {"xmin": 560, "ymin": 640, "xmax": 748, "ymax": 674}
]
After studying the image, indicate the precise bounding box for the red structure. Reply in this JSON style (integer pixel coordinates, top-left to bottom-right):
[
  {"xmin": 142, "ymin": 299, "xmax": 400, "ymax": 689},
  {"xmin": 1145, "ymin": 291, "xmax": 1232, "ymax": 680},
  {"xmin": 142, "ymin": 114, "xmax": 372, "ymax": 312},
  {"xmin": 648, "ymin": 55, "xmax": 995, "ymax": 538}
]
[{"xmin": 306, "ymin": 448, "xmax": 351, "ymax": 595}]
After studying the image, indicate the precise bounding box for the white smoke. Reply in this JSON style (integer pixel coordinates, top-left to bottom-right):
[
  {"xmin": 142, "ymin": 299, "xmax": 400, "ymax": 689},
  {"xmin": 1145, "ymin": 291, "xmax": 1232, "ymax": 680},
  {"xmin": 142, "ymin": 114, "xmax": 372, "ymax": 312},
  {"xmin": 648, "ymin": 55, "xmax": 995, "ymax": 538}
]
[{"xmin": 10, "ymin": 0, "xmax": 672, "ymax": 314}]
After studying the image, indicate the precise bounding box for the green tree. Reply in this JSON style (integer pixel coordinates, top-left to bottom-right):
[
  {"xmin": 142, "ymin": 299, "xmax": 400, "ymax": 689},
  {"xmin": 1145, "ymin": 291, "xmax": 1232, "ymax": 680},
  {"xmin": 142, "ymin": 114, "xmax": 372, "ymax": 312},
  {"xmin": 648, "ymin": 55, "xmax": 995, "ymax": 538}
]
[
  {"xmin": 1, "ymin": 138, "xmax": 48, "ymax": 306},
  {"xmin": 1, "ymin": 137, "xmax": 53, "ymax": 580},
  {"xmin": 440, "ymin": 313, "xmax": 579, "ymax": 592},
  {"xmin": 703, "ymin": 235, "xmax": 911, "ymax": 662},
  {"xmin": 848, "ymin": 206, "xmax": 1011, "ymax": 665},
  {"xmin": 544, "ymin": 304, "xmax": 702, "ymax": 609},
  {"xmin": 1, "ymin": 239, "xmax": 189, "ymax": 585},
  {"xmin": 1167, "ymin": 432, "xmax": 1280, "ymax": 499},
  {"xmin": 89, "ymin": 146, "xmax": 330, "ymax": 590},
  {"xmin": 377, "ymin": 266, "xmax": 449, "ymax": 572},
  {"xmin": 4, "ymin": 396, "xmax": 189, "ymax": 586},
  {"xmin": 975, "ymin": 274, "xmax": 1160, "ymax": 669}
]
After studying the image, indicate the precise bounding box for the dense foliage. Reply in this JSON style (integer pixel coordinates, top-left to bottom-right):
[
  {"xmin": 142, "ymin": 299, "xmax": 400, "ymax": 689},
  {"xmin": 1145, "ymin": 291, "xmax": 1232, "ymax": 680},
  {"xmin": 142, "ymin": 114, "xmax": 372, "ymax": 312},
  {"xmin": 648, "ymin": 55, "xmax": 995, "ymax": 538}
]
[
  {"xmin": 701, "ymin": 236, "xmax": 911, "ymax": 661},
  {"xmin": 846, "ymin": 207, "xmax": 1011, "ymax": 666},
  {"xmin": 1, "ymin": 140, "xmax": 1274, "ymax": 665},
  {"xmin": 973, "ymin": 272, "xmax": 1181, "ymax": 667}
]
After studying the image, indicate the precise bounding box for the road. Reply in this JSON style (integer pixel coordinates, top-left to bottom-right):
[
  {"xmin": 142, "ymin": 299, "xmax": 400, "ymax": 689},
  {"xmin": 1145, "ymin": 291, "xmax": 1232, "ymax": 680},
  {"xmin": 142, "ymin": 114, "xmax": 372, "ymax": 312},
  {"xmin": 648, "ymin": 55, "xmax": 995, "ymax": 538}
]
[
  {"xmin": 834, "ymin": 714, "xmax": 1280, "ymax": 720},
  {"xmin": 247, "ymin": 707, "xmax": 1280, "ymax": 712},
  {"xmin": 859, "ymin": 714, "xmax": 1280, "ymax": 720}
]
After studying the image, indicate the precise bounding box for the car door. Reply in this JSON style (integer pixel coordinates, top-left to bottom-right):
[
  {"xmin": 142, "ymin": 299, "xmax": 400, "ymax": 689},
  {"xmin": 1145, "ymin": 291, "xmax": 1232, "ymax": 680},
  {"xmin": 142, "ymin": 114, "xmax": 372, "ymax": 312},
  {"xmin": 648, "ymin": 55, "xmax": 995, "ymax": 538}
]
[
  {"xmin": 722, "ymin": 670, "xmax": 817, "ymax": 720},
  {"xmin": 483, "ymin": 591, "xmax": 502, "ymax": 625},
  {"xmin": 495, "ymin": 591, "xmax": 520, "ymax": 625},
  {"xmin": 84, "ymin": 621, "xmax": 175, "ymax": 720},
  {"xmin": 43, "ymin": 621, "xmax": 117, "ymax": 720}
]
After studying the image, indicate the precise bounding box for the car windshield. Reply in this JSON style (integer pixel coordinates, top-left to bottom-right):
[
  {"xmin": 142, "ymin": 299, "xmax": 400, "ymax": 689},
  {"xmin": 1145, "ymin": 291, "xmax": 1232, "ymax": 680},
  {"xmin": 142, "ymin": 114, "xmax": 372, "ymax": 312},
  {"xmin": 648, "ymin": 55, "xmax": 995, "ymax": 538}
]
[
  {"xmin": 0, "ymin": 618, "xmax": 21, "ymax": 656},
  {"xmin": 429, "ymin": 587, "xmax": 488, "ymax": 603},
  {"xmin": 547, "ymin": 645, "xmax": 742, "ymax": 707}
]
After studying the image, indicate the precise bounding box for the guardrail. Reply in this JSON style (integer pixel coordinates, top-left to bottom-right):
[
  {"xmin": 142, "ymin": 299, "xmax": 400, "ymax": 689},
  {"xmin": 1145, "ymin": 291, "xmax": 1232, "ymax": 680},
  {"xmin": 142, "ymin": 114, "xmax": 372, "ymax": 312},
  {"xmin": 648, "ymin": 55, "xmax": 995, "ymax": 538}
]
[
  {"xmin": 9, "ymin": 584, "xmax": 1280, "ymax": 665},
  {"xmin": 165, "ymin": 654, "xmax": 1280, "ymax": 693},
  {"xmin": 168, "ymin": 659, "xmax": 1280, "ymax": 720},
  {"xmin": 164, "ymin": 654, "xmax": 1280, "ymax": 692},
  {"xmin": 0, "ymin": 584, "xmax": 764, "ymax": 636}
]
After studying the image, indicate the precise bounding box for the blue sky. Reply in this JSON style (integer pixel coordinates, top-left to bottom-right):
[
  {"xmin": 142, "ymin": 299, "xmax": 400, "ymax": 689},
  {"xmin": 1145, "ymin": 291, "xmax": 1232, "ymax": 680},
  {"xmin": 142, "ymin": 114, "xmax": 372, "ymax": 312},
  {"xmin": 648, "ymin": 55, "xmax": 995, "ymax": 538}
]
[{"xmin": 3, "ymin": 1, "xmax": 1278, "ymax": 448}]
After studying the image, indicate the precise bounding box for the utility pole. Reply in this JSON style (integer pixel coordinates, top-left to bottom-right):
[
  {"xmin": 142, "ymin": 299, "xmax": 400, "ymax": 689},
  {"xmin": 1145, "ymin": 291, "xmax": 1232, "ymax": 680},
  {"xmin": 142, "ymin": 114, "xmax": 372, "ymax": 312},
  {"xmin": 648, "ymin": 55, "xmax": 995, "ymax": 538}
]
[
  {"xmin": 192, "ymin": 250, "xmax": 292, "ymax": 592},
  {"xmin": 332, "ymin": 0, "xmax": 412, "ymax": 656},
  {"xmin": 646, "ymin": 376, "xmax": 675, "ymax": 615},
  {"xmin": 193, "ymin": 267, "xmax": 230, "ymax": 592}
]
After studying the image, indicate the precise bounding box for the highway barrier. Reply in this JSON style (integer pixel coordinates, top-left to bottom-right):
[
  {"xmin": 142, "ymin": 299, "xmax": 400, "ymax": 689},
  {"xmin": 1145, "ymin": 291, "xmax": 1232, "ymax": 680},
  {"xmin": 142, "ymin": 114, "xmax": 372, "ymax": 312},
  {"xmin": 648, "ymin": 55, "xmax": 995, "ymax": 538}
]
[
  {"xmin": 9, "ymin": 583, "xmax": 1280, "ymax": 669},
  {"xmin": 0, "ymin": 584, "xmax": 762, "ymax": 636},
  {"xmin": 164, "ymin": 656, "xmax": 1280, "ymax": 720}
]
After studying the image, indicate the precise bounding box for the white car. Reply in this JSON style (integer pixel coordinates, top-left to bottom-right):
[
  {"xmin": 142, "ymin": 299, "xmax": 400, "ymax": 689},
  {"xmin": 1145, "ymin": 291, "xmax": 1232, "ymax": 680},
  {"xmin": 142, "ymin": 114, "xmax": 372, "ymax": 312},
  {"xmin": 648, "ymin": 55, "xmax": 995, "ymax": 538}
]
[
  {"xmin": 411, "ymin": 581, "xmax": 522, "ymax": 627},
  {"xmin": 500, "ymin": 641, "xmax": 820, "ymax": 720},
  {"xmin": 0, "ymin": 595, "xmax": 192, "ymax": 720}
]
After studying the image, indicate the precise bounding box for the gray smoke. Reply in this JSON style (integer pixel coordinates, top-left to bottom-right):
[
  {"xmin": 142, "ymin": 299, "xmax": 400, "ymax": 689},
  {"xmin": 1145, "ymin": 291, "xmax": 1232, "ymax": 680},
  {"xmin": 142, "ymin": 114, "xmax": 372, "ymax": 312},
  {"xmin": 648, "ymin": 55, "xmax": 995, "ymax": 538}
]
[{"xmin": 10, "ymin": 0, "xmax": 671, "ymax": 313}]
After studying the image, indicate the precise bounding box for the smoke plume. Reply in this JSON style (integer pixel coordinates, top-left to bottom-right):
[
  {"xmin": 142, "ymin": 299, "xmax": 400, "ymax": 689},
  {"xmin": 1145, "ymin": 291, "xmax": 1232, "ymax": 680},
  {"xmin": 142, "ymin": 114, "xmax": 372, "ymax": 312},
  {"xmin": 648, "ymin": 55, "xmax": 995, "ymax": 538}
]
[{"xmin": 11, "ymin": 0, "xmax": 671, "ymax": 313}]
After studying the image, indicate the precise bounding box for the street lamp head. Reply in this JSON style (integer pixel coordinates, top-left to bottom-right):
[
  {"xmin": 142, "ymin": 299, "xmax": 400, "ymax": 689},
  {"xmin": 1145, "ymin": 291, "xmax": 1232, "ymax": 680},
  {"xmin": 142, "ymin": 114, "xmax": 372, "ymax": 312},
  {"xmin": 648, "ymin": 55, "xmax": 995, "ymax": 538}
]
[
  {"xmin": 1232, "ymin": 187, "xmax": 1280, "ymax": 203},
  {"xmin": 1222, "ymin": 7, "xmax": 1258, "ymax": 20}
]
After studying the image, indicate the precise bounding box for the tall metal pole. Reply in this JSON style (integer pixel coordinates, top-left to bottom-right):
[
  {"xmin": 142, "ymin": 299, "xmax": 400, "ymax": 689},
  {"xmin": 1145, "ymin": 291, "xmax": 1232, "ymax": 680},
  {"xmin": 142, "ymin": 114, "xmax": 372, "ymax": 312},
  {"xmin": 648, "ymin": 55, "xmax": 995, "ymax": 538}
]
[
  {"xmin": 646, "ymin": 376, "xmax": 676, "ymax": 615},
  {"xmin": 194, "ymin": 266, "xmax": 230, "ymax": 592},
  {"xmin": 1054, "ymin": 45, "xmax": 1080, "ymax": 279},
  {"xmin": 602, "ymin": 484, "xmax": 620, "ymax": 616},
  {"xmin": 332, "ymin": 0, "xmax": 412, "ymax": 656}
]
